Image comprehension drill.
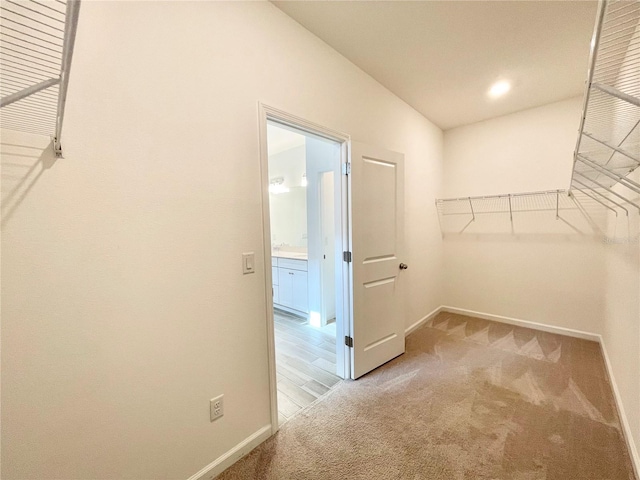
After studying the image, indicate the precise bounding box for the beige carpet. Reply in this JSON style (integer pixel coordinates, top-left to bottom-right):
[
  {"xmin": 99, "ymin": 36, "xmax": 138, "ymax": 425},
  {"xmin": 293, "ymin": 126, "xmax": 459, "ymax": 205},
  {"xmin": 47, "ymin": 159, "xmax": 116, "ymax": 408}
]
[{"xmin": 217, "ymin": 312, "xmax": 637, "ymax": 480}]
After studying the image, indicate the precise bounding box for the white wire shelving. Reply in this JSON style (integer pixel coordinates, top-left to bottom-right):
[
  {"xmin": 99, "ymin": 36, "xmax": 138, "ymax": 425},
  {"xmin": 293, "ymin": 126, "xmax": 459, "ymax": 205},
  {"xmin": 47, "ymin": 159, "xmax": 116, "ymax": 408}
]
[
  {"xmin": 570, "ymin": 0, "xmax": 640, "ymax": 211},
  {"xmin": 0, "ymin": 0, "xmax": 81, "ymax": 157},
  {"xmin": 436, "ymin": 190, "xmax": 579, "ymax": 222},
  {"xmin": 436, "ymin": 0, "xmax": 639, "ymax": 224}
]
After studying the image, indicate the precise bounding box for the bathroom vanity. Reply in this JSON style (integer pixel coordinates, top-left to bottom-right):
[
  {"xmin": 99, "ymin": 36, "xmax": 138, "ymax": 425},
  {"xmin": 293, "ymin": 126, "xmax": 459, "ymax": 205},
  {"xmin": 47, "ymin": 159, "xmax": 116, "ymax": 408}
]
[{"xmin": 272, "ymin": 251, "xmax": 308, "ymax": 317}]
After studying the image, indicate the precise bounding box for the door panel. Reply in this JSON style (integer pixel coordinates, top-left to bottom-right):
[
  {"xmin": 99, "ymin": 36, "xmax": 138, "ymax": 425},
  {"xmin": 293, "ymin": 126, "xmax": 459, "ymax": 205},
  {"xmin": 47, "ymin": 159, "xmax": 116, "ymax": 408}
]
[{"xmin": 351, "ymin": 142, "xmax": 405, "ymax": 379}]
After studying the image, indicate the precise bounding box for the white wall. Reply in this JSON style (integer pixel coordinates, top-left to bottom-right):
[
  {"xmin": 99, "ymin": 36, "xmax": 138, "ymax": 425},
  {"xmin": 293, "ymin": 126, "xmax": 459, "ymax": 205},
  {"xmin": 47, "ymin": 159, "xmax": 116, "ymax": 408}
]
[
  {"xmin": 268, "ymin": 144, "xmax": 308, "ymax": 248},
  {"xmin": 601, "ymin": 22, "xmax": 640, "ymax": 453},
  {"xmin": 305, "ymin": 136, "xmax": 341, "ymax": 326},
  {"xmin": 0, "ymin": 2, "xmax": 443, "ymax": 479},
  {"xmin": 603, "ymin": 180, "xmax": 640, "ymax": 459},
  {"xmin": 442, "ymin": 97, "xmax": 607, "ymax": 334},
  {"xmin": 443, "ymin": 95, "xmax": 640, "ymax": 463},
  {"xmin": 444, "ymin": 97, "xmax": 582, "ymax": 197}
]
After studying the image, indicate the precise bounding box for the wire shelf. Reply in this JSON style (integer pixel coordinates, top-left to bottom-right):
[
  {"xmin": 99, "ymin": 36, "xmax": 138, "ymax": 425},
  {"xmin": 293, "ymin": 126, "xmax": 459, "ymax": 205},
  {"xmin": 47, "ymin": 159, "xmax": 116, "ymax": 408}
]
[
  {"xmin": 0, "ymin": 0, "xmax": 80, "ymax": 156},
  {"xmin": 436, "ymin": 190, "xmax": 577, "ymax": 221},
  {"xmin": 571, "ymin": 0, "xmax": 640, "ymax": 210},
  {"xmin": 435, "ymin": 1, "xmax": 638, "ymax": 225}
]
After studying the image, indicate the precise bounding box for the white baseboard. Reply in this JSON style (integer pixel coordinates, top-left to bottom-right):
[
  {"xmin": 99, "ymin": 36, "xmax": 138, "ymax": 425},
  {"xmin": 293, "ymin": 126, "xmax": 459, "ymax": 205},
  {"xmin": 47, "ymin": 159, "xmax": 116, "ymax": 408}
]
[
  {"xmin": 599, "ymin": 338, "xmax": 640, "ymax": 478},
  {"xmin": 405, "ymin": 306, "xmax": 443, "ymax": 336},
  {"xmin": 194, "ymin": 307, "xmax": 637, "ymax": 480},
  {"xmin": 187, "ymin": 424, "xmax": 272, "ymax": 480},
  {"xmin": 440, "ymin": 305, "xmax": 601, "ymax": 342}
]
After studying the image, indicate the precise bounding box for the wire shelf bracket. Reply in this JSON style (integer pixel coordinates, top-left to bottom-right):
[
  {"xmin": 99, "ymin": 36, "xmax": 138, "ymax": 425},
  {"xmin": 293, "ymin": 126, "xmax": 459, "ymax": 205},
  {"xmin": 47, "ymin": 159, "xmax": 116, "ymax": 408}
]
[{"xmin": 1, "ymin": 0, "xmax": 81, "ymax": 158}]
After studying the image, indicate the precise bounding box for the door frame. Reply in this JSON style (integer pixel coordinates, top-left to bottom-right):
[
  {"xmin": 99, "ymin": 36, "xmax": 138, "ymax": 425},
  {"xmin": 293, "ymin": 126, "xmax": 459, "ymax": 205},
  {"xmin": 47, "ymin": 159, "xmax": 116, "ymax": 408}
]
[{"xmin": 257, "ymin": 103, "xmax": 352, "ymax": 434}]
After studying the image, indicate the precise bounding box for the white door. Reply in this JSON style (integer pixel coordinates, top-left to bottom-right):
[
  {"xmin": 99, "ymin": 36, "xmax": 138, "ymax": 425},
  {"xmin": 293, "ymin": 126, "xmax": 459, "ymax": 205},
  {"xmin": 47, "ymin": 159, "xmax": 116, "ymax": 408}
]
[{"xmin": 350, "ymin": 142, "xmax": 405, "ymax": 379}]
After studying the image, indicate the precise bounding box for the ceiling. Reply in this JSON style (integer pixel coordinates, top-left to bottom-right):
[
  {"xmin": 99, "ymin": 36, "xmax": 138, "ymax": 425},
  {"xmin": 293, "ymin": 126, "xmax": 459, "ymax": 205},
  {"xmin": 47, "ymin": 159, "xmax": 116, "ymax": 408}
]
[{"xmin": 272, "ymin": 1, "xmax": 598, "ymax": 130}]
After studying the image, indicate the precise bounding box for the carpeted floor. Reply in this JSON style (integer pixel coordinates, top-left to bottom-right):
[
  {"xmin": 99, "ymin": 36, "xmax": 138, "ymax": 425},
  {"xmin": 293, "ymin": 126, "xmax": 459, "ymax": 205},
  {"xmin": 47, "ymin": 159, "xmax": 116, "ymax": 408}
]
[{"xmin": 217, "ymin": 312, "xmax": 637, "ymax": 480}]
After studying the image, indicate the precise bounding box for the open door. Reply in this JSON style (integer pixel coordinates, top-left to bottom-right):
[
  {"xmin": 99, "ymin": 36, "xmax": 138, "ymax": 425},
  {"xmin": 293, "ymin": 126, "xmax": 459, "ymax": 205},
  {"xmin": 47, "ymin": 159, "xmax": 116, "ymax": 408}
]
[{"xmin": 350, "ymin": 142, "xmax": 406, "ymax": 379}]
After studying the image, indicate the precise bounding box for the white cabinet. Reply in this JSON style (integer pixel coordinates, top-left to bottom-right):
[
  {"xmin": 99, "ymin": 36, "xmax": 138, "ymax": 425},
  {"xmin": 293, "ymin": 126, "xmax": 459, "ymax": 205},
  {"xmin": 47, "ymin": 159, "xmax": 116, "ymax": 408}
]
[
  {"xmin": 278, "ymin": 268, "xmax": 294, "ymax": 307},
  {"xmin": 291, "ymin": 270, "xmax": 308, "ymax": 312},
  {"xmin": 273, "ymin": 257, "xmax": 308, "ymax": 315}
]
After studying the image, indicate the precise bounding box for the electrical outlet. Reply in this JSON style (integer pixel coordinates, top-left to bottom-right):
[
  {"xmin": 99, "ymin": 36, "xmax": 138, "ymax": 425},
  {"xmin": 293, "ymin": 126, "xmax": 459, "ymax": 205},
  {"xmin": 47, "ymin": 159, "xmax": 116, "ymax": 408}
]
[{"xmin": 210, "ymin": 394, "xmax": 224, "ymax": 422}]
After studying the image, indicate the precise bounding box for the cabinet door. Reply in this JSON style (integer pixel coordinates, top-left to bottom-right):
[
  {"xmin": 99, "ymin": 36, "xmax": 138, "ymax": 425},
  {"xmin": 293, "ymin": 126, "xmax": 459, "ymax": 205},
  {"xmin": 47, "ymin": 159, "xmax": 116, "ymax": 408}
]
[
  {"xmin": 291, "ymin": 270, "xmax": 308, "ymax": 313},
  {"xmin": 278, "ymin": 268, "xmax": 294, "ymax": 308},
  {"xmin": 273, "ymin": 285, "xmax": 280, "ymax": 304}
]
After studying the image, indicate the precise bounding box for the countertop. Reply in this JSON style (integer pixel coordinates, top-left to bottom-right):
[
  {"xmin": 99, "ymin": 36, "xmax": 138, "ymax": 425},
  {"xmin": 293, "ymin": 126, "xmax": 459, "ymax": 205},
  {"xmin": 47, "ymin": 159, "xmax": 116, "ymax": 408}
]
[{"xmin": 272, "ymin": 251, "xmax": 308, "ymax": 261}]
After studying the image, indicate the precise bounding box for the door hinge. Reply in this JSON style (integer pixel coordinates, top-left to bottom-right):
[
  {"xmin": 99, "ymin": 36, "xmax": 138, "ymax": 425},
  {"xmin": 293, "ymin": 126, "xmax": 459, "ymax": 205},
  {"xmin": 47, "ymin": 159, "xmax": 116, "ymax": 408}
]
[
  {"xmin": 345, "ymin": 336, "xmax": 353, "ymax": 348},
  {"xmin": 342, "ymin": 162, "xmax": 351, "ymax": 175},
  {"xmin": 343, "ymin": 251, "xmax": 352, "ymax": 263}
]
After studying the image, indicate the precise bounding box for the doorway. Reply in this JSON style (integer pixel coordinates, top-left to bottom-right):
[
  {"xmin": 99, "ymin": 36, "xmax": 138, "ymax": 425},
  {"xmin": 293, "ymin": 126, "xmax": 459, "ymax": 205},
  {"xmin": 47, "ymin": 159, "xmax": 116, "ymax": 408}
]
[
  {"xmin": 259, "ymin": 106, "xmax": 408, "ymax": 433},
  {"xmin": 264, "ymin": 119, "xmax": 346, "ymax": 426}
]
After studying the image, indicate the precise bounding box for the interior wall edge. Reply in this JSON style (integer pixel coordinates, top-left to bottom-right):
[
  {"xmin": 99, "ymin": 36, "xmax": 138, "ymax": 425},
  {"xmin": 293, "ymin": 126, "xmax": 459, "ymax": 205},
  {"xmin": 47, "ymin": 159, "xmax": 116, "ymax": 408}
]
[
  {"xmin": 186, "ymin": 424, "xmax": 272, "ymax": 480},
  {"xmin": 599, "ymin": 338, "xmax": 640, "ymax": 479},
  {"xmin": 404, "ymin": 306, "xmax": 443, "ymax": 336}
]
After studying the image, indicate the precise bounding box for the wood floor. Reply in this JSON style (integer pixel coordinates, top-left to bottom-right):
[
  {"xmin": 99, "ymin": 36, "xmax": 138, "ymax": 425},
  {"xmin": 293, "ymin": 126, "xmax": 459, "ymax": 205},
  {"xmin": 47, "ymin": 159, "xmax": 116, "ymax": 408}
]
[{"xmin": 274, "ymin": 310, "xmax": 341, "ymax": 425}]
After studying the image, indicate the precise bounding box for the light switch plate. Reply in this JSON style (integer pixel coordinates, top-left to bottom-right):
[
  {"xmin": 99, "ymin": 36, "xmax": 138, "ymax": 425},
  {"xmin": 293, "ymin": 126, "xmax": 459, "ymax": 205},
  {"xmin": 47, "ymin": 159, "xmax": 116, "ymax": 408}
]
[{"xmin": 242, "ymin": 252, "xmax": 255, "ymax": 275}]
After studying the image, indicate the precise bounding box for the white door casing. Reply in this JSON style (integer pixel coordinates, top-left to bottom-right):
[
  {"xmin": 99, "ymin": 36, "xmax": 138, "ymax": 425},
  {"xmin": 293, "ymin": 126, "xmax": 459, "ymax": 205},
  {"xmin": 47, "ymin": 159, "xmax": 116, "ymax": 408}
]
[
  {"xmin": 259, "ymin": 103, "xmax": 351, "ymax": 433},
  {"xmin": 350, "ymin": 142, "xmax": 405, "ymax": 379}
]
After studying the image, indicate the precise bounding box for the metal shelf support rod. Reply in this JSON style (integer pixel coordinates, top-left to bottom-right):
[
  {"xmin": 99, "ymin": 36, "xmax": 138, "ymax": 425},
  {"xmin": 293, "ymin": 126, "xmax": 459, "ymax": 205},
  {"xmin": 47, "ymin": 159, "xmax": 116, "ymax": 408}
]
[
  {"xmin": 575, "ymin": 171, "xmax": 640, "ymax": 211},
  {"xmin": 0, "ymin": 76, "xmax": 59, "ymax": 107},
  {"xmin": 582, "ymin": 131, "xmax": 640, "ymax": 165},
  {"xmin": 572, "ymin": 184, "xmax": 619, "ymax": 216},
  {"xmin": 577, "ymin": 155, "xmax": 640, "ymax": 193},
  {"xmin": 468, "ymin": 197, "xmax": 475, "ymax": 221},
  {"xmin": 53, "ymin": 0, "xmax": 81, "ymax": 157},
  {"xmin": 573, "ymin": 178, "xmax": 628, "ymax": 215},
  {"xmin": 592, "ymin": 82, "xmax": 640, "ymax": 107}
]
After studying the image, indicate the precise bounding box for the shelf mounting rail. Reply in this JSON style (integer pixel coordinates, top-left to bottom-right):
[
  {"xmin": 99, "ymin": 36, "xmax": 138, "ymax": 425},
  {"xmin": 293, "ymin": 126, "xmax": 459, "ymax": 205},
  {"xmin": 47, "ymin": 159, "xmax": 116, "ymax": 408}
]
[
  {"xmin": 1, "ymin": 0, "xmax": 81, "ymax": 157},
  {"xmin": 570, "ymin": 0, "xmax": 640, "ymax": 210}
]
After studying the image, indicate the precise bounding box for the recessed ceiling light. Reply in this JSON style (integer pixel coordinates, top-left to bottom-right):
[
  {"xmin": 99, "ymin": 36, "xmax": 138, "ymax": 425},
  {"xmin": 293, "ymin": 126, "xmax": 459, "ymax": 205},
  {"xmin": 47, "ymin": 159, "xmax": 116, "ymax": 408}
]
[{"xmin": 488, "ymin": 80, "xmax": 511, "ymax": 98}]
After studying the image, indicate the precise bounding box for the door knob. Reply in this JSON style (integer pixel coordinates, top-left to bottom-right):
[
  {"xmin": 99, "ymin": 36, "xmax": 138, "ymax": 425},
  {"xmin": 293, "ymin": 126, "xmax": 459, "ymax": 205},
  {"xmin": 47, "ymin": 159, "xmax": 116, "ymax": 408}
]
[{"xmin": 399, "ymin": 263, "xmax": 408, "ymax": 270}]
